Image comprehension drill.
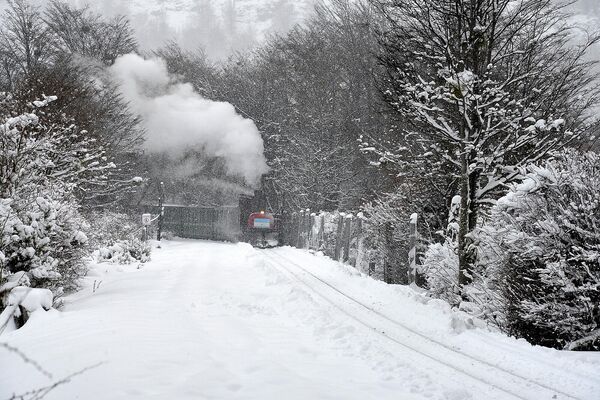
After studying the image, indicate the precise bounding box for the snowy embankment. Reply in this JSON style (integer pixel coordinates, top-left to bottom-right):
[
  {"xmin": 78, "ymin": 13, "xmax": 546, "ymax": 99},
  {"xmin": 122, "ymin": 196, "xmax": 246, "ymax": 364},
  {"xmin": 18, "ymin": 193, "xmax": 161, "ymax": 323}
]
[{"xmin": 1, "ymin": 240, "xmax": 599, "ymax": 400}]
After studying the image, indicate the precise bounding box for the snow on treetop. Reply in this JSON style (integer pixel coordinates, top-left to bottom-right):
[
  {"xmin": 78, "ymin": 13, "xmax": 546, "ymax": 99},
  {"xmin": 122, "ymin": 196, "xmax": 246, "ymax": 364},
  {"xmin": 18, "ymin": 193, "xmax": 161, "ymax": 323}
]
[
  {"xmin": 445, "ymin": 70, "xmax": 477, "ymax": 96},
  {"xmin": 32, "ymin": 95, "xmax": 58, "ymax": 108},
  {"xmin": 5, "ymin": 114, "xmax": 39, "ymax": 128}
]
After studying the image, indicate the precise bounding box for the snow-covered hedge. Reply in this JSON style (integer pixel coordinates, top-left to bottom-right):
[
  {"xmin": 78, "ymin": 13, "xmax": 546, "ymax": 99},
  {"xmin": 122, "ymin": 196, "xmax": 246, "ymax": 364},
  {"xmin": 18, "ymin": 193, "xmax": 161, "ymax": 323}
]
[
  {"xmin": 0, "ymin": 96, "xmax": 93, "ymax": 296},
  {"xmin": 94, "ymin": 238, "xmax": 151, "ymax": 264},
  {"xmin": 86, "ymin": 210, "xmax": 151, "ymax": 264},
  {"xmin": 0, "ymin": 92, "xmax": 122, "ymax": 314},
  {"xmin": 0, "ymin": 195, "xmax": 88, "ymax": 292},
  {"xmin": 86, "ymin": 210, "xmax": 139, "ymax": 250},
  {"xmin": 476, "ymin": 151, "xmax": 600, "ymax": 350}
]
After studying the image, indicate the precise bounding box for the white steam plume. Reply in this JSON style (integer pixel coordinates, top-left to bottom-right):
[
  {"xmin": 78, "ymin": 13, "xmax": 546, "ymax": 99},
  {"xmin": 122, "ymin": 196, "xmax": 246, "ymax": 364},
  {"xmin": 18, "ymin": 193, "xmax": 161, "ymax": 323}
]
[{"xmin": 110, "ymin": 53, "xmax": 268, "ymax": 185}]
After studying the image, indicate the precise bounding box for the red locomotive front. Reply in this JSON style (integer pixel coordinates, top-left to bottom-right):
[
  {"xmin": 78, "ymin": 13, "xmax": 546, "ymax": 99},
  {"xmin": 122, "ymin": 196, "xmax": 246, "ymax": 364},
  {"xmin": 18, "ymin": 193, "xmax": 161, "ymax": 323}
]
[{"xmin": 246, "ymin": 211, "xmax": 278, "ymax": 248}]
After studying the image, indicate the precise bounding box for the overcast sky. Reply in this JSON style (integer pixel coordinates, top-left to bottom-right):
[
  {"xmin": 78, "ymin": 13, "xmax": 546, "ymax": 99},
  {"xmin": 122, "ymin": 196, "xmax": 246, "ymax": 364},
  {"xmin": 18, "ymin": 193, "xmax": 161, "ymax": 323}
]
[{"xmin": 0, "ymin": 0, "xmax": 598, "ymax": 59}]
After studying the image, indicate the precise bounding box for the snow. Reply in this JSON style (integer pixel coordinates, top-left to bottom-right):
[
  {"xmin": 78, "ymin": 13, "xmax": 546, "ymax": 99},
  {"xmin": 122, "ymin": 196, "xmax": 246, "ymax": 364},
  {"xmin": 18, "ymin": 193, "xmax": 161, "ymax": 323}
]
[
  {"xmin": 410, "ymin": 212, "xmax": 418, "ymax": 224},
  {"xmin": 0, "ymin": 272, "xmax": 30, "ymax": 295},
  {"xmin": 535, "ymin": 119, "xmax": 547, "ymax": 130},
  {"xmin": 446, "ymin": 70, "xmax": 477, "ymax": 96},
  {"xmin": 1, "ymin": 240, "xmax": 599, "ymax": 400},
  {"xmin": 0, "ymin": 287, "xmax": 53, "ymax": 335},
  {"xmin": 32, "ymin": 95, "xmax": 58, "ymax": 108},
  {"xmin": 7, "ymin": 287, "xmax": 53, "ymax": 313}
]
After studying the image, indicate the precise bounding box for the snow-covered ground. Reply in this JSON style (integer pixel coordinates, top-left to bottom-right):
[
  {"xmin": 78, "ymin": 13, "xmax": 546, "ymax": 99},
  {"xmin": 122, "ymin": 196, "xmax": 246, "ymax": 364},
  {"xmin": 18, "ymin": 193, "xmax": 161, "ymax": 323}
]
[{"xmin": 1, "ymin": 240, "xmax": 599, "ymax": 400}]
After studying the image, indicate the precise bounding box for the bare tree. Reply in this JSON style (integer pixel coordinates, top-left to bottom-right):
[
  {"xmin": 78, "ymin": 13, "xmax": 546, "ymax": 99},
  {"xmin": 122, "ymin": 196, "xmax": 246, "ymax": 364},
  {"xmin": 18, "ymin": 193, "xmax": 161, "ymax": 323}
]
[
  {"xmin": 373, "ymin": 0, "xmax": 600, "ymax": 287},
  {"xmin": 44, "ymin": 0, "xmax": 137, "ymax": 66},
  {"xmin": 210, "ymin": 0, "xmax": 393, "ymax": 213},
  {"xmin": 0, "ymin": 0, "xmax": 54, "ymax": 89}
]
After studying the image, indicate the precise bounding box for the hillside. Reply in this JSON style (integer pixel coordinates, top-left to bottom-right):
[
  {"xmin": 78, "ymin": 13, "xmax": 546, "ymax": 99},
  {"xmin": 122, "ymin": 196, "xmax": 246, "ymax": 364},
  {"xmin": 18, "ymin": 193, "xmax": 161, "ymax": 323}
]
[
  {"xmin": 2, "ymin": 0, "xmax": 597, "ymax": 59},
  {"xmin": 4, "ymin": 0, "xmax": 317, "ymax": 58}
]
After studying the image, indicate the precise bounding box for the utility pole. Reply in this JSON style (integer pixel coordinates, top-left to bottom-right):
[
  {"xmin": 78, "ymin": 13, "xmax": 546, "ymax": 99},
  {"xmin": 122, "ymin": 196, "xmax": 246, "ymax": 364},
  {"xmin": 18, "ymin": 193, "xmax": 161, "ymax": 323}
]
[{"xmin": 157, "ymin": 181, "xmax": 164, "ymax": 241}]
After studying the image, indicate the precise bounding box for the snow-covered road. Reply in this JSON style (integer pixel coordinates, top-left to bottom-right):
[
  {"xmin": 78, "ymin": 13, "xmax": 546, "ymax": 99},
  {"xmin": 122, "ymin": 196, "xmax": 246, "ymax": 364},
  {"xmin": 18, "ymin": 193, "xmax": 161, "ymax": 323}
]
[{"xmin": 1, "ymin": 240, "xmax": 599, "ymax": 400}]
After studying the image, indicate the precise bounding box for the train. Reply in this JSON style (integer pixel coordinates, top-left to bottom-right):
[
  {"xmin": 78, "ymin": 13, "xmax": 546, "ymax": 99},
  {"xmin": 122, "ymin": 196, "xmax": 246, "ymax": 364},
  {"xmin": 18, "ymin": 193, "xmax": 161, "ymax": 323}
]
[{"xmin": 246, "ymin": 210, "xmax": 279, "ymax": 248}]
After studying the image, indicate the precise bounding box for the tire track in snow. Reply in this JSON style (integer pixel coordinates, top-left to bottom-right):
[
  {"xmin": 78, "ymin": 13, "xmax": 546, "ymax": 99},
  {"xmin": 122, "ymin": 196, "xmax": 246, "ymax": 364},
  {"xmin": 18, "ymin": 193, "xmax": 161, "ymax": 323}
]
[{"xmin": 261, "ymin": 249, "xmax": 586, "ymax": 400}]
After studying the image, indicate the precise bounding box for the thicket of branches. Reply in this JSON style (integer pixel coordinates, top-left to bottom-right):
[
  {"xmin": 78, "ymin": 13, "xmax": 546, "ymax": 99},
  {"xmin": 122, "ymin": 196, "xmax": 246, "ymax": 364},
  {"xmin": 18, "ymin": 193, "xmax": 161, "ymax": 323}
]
[
  {"xmin": 1, "ymin": 0, "xmax": 599, "ymax": 350},
  {"xmin": 372, "ymin": 0, "xmax": 600, "ymax": 286},
  {"xmin": 153, "ymin": 0, "xmax": 395, "ymax": 213},
  {"xmin": 168, "ymin": 0, "xmax": 598, "ymax": 348},
  {"xmin": 0, "ymin": 0, "xmax": 143, "ymax": 308}
]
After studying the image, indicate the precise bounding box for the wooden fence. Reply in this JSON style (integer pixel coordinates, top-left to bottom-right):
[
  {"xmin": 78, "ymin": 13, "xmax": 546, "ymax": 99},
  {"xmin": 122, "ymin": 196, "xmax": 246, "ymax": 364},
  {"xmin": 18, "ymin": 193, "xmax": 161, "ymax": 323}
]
[{"xmin": 281, "ymin": 209, "xmax": 418, "ymax": 285}]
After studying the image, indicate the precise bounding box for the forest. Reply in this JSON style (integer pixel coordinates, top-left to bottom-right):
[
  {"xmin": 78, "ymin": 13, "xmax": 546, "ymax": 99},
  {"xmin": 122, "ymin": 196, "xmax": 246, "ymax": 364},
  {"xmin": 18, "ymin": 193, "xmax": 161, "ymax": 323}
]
[{"xmin": 1, "ymin": 0, "xmax": 599, "ymax": 353}]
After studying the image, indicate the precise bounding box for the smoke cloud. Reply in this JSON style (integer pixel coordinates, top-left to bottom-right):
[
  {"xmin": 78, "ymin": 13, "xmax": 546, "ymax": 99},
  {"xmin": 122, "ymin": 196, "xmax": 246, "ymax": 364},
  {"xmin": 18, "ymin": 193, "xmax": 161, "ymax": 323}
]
[{"xmin": 110, "ymin": 53, "xmax": 268, "ymax": 185}]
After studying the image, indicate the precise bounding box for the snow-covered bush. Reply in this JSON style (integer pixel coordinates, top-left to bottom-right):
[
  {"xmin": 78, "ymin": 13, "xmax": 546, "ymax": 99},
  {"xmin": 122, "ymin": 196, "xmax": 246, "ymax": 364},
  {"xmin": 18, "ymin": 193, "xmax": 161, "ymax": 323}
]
[
  {"xmin": 94, "ymin": 239, "xmax": 151, "ymax": 264},
  {"xmin": 418, "ymin": 195, "xmax": 462, "ymax": 304},
  {"xmin": 0, "ymin": 195, "xmax": 88, "ymax": 292},
  {"xmin": 361, "ymin": 192, "xmax": 412, "ymax": 282},
  {"xmin": 86, "ymin": 210, "xmax": 152, "ymax": 264},
  {"xmin": 419, "ymin": 241, "xmax": 460, "ymax": 305},
  {"xmin": 477, "ymin": 151, "xmax": 600, "ymax": 350},
  {"xmin": 0, "ymin": 93, "xmax": 117, "ymax": 308},
  {"xmin": 86, "ymin": 210, "xmax": 139, "ymax": 249}
]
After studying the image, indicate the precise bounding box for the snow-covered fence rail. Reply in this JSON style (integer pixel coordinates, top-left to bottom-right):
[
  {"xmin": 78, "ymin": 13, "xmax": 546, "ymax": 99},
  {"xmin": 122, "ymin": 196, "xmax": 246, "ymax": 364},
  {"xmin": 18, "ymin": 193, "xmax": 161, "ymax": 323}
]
[{"xmin": 282, "ymin": 210, "xmax": 418, "ymax": 285}]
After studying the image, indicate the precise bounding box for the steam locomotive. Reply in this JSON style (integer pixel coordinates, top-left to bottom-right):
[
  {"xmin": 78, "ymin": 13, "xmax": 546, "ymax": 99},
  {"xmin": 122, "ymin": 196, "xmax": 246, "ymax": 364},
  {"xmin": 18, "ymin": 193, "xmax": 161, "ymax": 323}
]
[{"xmin": 246, "ymin": 210, "xmax": 279, "ymax": 248}]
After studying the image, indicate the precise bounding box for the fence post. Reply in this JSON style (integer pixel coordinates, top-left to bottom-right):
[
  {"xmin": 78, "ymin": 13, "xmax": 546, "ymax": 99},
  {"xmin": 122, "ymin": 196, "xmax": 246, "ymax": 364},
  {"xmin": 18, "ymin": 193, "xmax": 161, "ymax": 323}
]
[
  {"xmin": 305, "ymin": 209, "xmax": 311, "ymax": 249},
  {"xmin": 318, "ymin": 213, "xmax": 325, "ymax": 250},
  {"xmin": 292, "ymin": 212, "xmax": 300, "ymax": 248},
  {"xmin": 296, "ymin": 210, "xmax": 303, "ymax": 248},
  {"xmin": 334, "ymin": 212, "xmax": 345, "ymax": 261},
  {"xmin": 353, "ymin": 216, "xmax": 363, "ymax": 268},
  {"xmin": 408, "ymin": 213, "xmax": 418, "ymax": 284},
  {"xmin": 309, "ymin": 212, "xmax": 317, "ymax": 249},
  {"xmin": 342, "ymin": 214, "xmax": 352, "ymax": 263},
  {"xmin": 156, "ymin": 181, "xmax": 164, "ymax": 241},
  {"xmin": 141, "ymin": 213, "xmax": 151, "ymax": 242},
  {"xmin": 384, "ymin": 221, "xmax": 394, "ymax": 284},
  {"xmin": 298, "ymin": 209, "xmax": 304, "ymax": 248}
]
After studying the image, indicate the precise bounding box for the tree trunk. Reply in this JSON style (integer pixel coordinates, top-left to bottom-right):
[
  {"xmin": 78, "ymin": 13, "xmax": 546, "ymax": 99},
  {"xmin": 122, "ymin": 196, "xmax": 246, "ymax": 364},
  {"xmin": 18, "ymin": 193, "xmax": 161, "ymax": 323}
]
[
  {"xmin": 468, "ymin": 169, "xmax": 480, "ymax": 239},
  {"xmin": 458, "ymin": 150, "xmax": 472, "ymax": 286},
  {"xmin": 458, "ymin": 167, "xmax": 481, "ymax": 287}
]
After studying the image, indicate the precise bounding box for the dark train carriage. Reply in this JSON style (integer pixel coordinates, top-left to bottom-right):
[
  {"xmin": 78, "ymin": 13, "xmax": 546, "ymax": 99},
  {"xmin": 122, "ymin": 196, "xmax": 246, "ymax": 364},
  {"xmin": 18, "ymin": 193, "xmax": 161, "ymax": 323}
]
[{"xmin": 139, "ymin": 204, "xmax": 241, "ymax": 241}]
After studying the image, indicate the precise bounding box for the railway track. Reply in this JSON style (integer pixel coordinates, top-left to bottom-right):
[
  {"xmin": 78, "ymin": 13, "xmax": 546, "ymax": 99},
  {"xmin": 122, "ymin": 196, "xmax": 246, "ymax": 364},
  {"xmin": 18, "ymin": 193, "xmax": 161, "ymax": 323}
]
[{"xmin": 261, "ymin": 249, "xmax": 590, "ymax": 400}]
